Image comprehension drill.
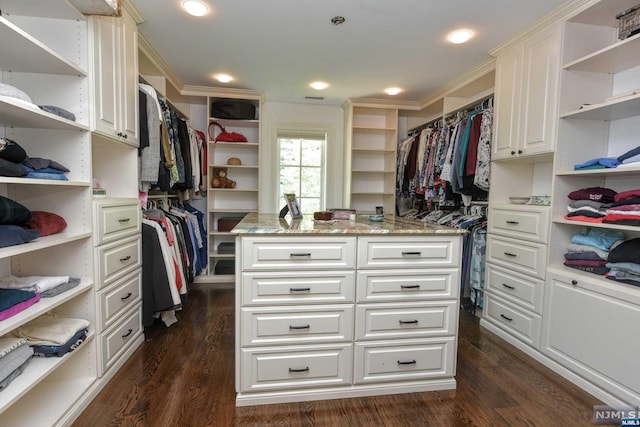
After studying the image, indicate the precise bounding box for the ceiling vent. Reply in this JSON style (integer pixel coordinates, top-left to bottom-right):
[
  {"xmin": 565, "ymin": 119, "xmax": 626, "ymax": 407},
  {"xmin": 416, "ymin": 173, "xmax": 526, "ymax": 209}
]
[{"xmin": 305, "ymin": 96, "xmax": 324, "ymax": 100}]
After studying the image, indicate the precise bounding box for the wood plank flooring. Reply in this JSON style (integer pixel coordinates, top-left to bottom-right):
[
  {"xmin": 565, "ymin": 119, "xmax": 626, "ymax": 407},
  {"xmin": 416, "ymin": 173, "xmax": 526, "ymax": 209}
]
[{"xmin": 72, "ymin": 285, "xmax": 600, "ymax": 426}]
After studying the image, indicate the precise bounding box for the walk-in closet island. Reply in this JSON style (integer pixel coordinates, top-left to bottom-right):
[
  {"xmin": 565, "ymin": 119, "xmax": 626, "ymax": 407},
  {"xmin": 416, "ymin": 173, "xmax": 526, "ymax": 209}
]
[{"xmin": 232, "ymin": 213, "xmax": 465, "ymax": 406}]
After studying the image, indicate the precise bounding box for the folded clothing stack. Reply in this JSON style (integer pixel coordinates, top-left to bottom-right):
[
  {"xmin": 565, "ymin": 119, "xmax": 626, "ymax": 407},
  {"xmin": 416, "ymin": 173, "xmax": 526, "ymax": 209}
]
[
  {"xmin": 12, "ymin": 316, "xmax": 90, "ymax": 358},
  {"xmin": 0, "ymin": 338, "xmax": 33, "ymax": 392},
  {"xmin": 606, "ymin": 238, "xmax": 640, "ymax": 288},
  {"xmin": 564, "ymin": 228, "xmax": 625, "ymax": 275},
  {"xmin": 0, "ymin": 275, "xmax": 80, "ymax": 298},
  {"xmin": 0, "ymin": 289, "xmax": 40, "ymax": 321}
]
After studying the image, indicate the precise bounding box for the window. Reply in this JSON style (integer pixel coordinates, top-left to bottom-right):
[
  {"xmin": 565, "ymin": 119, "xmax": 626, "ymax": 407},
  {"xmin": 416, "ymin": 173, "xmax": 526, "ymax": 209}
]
[{"xmin": 278, "ymin": 131, "xmax": 327, "ymax": 213}]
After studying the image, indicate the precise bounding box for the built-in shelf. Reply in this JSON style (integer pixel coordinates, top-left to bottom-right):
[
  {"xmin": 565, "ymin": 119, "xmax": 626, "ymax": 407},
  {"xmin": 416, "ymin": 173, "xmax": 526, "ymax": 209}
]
[
  {"xmin": 0, "ymin": 1, "xmax": 85, "ymax": 20},
  {"xmin": 0, "ymin": 335, "xmax": 94, "ymax": 413},
  {"xmin": 561, "ymin": 92, "xmax": 640, "ymax": 120},
  {"xmin": 209, "ymin": 251, "xmax": 234, "ymax": 259},
  {"xmin": 553, "ymin": 218, "xmax": 640, "ymax": 233},
  {"xmin": 351, "ymin": 148, "xmax": 396, "ymax": 153},
  {"xmin": 0, "ymin": 231, "xmax": 92, "ymax": 259},
  {"xmin": 210, "ymin": 209, "xmax": 257, "ymax": 214},
  {"xmin": 0, "ymin": 16, "xmax": 87, "ymax": 76},
  {"xmin": 0, "ymin": 177, "xmax": 91, "ymax": 187},
  {"xmin": 555, "ymin": 166, "xmax": 640, "ymax": 177},
  {"xmin": 208, "ymin": 188, "xmax": 259, "ymax": 192},
  {"xmin": 212, "ymin": 142, "xmax": 259, "ymax": 148},
  {"xmin": 209, "ymin": 118, "xmax": 259, "ymax": 128},
  {"xmin": 564, "ymin": 32, "xmax": 640, "ymax": 73},
  {"xmin": 210, "ymin": 164, "xmax": 259, "ymax": 170},
  {"xmin": 0, "ymin": 280, "xmax": 93, "ymax": 336},
  {"xmin": 351, "ymin": 126, "xmax": 396, "ymax": 133},
  {"xmin": 0, "ymin": 98, "xmax": 89, "ymax": 130}
]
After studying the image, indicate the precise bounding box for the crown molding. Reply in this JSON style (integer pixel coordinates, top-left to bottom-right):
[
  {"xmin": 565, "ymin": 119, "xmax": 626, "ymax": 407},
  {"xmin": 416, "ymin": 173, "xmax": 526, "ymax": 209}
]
[
  {"xmin": 121, "ymin": 0, "xmax": 144, "ymax": 24},
  {"xmin": 489, "ymin": 0, "xmax": 596, "ymax": 56},
  {"xmin": 181, "ymin": 85, "xmax": 263, "ymax": 100},
  {"xmin": 416, "ymin": 58, "xmax": 495, "ymax": 110},
  {"xmin": 138, "ymin": 32, "xmax": 185, "ymax": 93}
]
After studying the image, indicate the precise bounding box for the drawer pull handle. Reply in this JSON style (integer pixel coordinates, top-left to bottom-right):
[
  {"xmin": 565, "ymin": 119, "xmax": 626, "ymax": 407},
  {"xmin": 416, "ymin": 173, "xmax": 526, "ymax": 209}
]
[
  {"xmin": 399, "ymin": 320, "xmax": 419, "ymax": 325},
  {"xmin": 500, "ymin": 314, "xmax": 513, "ymax": 322},
  {"xmin": 288, "ymin": 367, "xmax": 309, "ymax": 373},
  {"xmin": 289, "ymin": 324, "xmax": 310, "ymax": 330},
  {"xmin": 118, "ymin": 218, "xmax": 131, "ymax": 223},
  {"xmin": 503, "ymin": 252, "xmax": 517, "ymax": 257},
  {"xmin": 120, "ymin": 255, "xmax": 132, "ymax": 262},
  {"xmin": 400, "ymin": 284, "xmax": 420, "ymax": 290},
  {"xmin": 502, "ymin": 283, "xmax": 515, "ymax": 290},
  {"xmin": 401, "ymin": 251, "xmax": 421, "ymax": 256},
  {"xmin": 505, "ymin": 221, "xmax": 519, "ymax": 225},
  {"xmin": 290, "ymin": 253, "xmax": 311, "ymax": 258},
  {"xmin": 290, "ymin": 287, "xmax": 311, "ymax": 293},
  {"xmin": 120, "ymin": 292, "xmax": 132, "ymax": 301},
  {"xmin": 397, "ymin": 360, "xmax": 417, "ymax": 366},
  {"xmin": 121, "ymin": 328, "xmax": 133, "ymax": 338}
]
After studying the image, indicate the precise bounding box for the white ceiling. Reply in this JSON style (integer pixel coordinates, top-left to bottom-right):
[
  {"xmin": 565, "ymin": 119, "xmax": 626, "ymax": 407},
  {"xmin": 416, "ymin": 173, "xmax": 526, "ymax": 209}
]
[{"xmin": 130, "ymin": 0, "xmax": 570, "ymax": 105}]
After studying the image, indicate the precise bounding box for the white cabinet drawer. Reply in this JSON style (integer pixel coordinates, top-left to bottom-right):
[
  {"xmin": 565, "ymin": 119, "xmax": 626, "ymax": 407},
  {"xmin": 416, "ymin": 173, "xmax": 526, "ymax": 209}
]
[
  {"xmin": 97, "ymin": 269, "xmax": 141, "ymax": 332},
  {"xmin": 99, "ymin": 305, "xmax": 142, "ymax": 374},
  {"xmin": 488, "ymin": 205, "xmax": 549, "ymax": 243},
  {"xmin": 485, "ymin": 263, "xmax": 544, "ymax": 314},
  {"xmin": 484, "ymin": 294, "xmax": 541, "ymax": 349},
  {"xmin": 486, "ymin": 234, "xmax": 547, "ymax": 279},
  {"xmin": 93, "ymin": 199, "xmax": 141, "ymax": 245},
  {"xmin": 241, "ymin": 270, "xmax": 355, "ymax": 306},
  {"xmin": 356, "ymin": 269, "xmax": 458, "ymax": 303},
  {"xmin": 354, "ymin": 337, "xmax": 455, "ymax": 384},
  {"xmin": 357, "ymin": 236, "xmax": 460, "ymax": 269},
  {"xmin": 242, "ymin": 305, "xmax": 354, "ymax": 346},
  {"xmin": 95, "ymin": 234, "xmax": 141, "ymax": 289},
  {"xmin": 241, "ymin": 343, "xmax": 353, "ymax": 392},
  {"xmin": 241, "ymin": 236, "xmax": 356, "ymax": 271},
  {"xmin": 355, "ymin": 301, "xmax": 457, "ymax": 340}
]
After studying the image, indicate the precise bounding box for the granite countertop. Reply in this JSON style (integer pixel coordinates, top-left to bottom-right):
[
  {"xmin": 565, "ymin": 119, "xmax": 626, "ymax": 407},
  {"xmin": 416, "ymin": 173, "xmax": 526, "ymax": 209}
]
[{"xmin": 231, "ymin": 213, "xmax": 467, "ymax": 235}]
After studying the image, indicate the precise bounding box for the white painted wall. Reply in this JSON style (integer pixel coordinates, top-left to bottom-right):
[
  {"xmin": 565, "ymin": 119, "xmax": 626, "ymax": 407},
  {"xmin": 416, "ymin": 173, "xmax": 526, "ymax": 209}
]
[{"xmin": 260, "ymin": 101, "xmax": 345, "ymax": 213}]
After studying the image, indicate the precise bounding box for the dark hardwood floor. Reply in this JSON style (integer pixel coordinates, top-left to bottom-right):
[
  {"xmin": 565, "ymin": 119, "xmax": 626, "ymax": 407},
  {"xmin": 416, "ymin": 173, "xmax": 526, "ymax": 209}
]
[{"xmin": 73, "ymin": 285, "xmax": 600, "ymax": 426}]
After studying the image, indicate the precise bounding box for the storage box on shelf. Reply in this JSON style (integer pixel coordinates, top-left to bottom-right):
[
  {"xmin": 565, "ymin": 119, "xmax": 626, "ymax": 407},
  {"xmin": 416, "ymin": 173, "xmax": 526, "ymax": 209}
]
[
  {"xmin": 207, "ymin": 93, "xmax": 261, "ymax": 282},
  {"xmin": 0, "ymin": 4, "xmax": 99, "ymax": 425},
  {"xmin": 344, "ymin": 102, "xmax": 398, "ymax": 215},
  {"xmin": 541, "ymin": 0, "xmax": 640, "ymax": 407}
]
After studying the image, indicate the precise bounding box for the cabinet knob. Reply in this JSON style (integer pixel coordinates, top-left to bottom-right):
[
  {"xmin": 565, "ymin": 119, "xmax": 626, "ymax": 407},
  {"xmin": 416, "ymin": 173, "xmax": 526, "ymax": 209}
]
[
  {"xmin": 518, "ymin": 150, "xmax": 523, "ymax": 154},
  {"xmin": 511, "ymin": 151, "xmax": 516, "ymax": 155},
  {"xmin": 117, "ymin": 132, "xmax": 123, "ymax": 137},
  {"xmin": 571, "ymin": 280, "xmax": 578, "ymax": 286}
]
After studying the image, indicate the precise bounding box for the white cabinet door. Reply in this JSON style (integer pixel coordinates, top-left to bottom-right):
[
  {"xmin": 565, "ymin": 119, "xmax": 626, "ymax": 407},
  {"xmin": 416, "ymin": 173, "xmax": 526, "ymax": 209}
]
[
  {"xmin": 493, "ymin": 24, "xmax": 560, "ymax": 160},
  {"xmin": 520, "ymin": 24, "xmax": 560, "ymax": 156},
  {"xmin": 493, "ymin": 44, "xmax": 523, "ymax": 160},
  {"xmin": 90, "ymin": 10, "xmax": 138, "ymax": 145},
  {"xmin": 91, "ymin": 15, "xmax": 119, "ymax": 138},
  {"xmin": 542, "ymin": 271, "xmax": 640, "ymax": 405},
  {"xmin": 119, "ymin": 10, "xmax": 138, "ymax": 144}
]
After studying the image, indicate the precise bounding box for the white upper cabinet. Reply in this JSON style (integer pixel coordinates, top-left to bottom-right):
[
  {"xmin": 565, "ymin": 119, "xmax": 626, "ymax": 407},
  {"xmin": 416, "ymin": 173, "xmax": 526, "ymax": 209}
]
[
  {"xmin": 89, "ymin": 9, "xmax": 139, "ymax": 146},
  {"xmin": 493, "ymin": 24, "xmax": 561, "ymax": 160}
]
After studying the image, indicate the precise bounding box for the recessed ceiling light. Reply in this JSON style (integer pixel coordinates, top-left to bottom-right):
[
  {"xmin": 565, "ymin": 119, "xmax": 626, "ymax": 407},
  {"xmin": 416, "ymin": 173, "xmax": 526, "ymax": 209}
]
[
  {"xmin": 183, "ymin": 0, "xmax": 208, "ymax": 17},
  {"xmin": 384, "ymin": 87, "xmax": 402, "ymax": 96},
  {"xmin": 331, "ymin": 16, "xmax": 346, "ymax": 25},
  {"xmin": 214, "ymin": 73, "xmax": 233, "ymax": 83},
  {"xmin": 447, "ymin": 29, "xmax": 473, "ymax": 44},
  {"xmin": 310, "ymin": 81, "xmax": 329, "ymax": 90}
]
